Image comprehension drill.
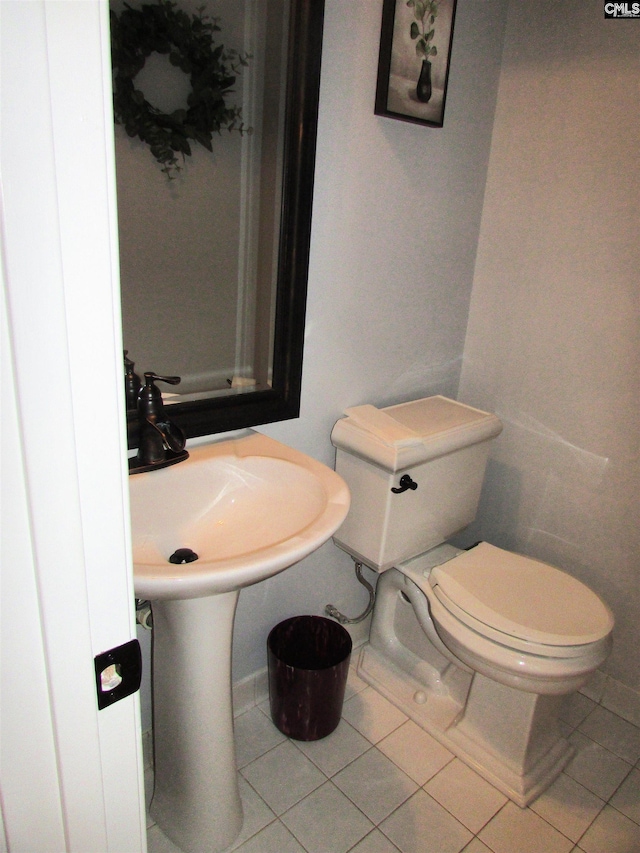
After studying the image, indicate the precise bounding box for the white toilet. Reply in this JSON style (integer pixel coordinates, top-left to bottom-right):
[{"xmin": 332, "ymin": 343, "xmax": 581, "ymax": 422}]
[{"xmin": 331, "ymin": 396, "xmax": 613, "ymax": 806}]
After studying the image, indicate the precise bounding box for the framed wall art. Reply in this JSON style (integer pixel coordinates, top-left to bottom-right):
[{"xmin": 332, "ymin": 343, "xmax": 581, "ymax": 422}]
[{"xmin": 375, "ymin": 0, "xmax": 457, "ymax": 128}]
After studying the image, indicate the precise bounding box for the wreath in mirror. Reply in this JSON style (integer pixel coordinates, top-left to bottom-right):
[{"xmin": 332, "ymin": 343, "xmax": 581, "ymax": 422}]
[{"xmin": 110, "ymin": 0, "xmax": 249, "ymax": 179}]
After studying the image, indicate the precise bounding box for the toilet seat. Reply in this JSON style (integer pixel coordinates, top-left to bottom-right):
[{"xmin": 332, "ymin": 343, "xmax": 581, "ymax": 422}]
[
  {"xmin": 397, "ymin": 544, "xmax": 613, "ymax": 692},
  {"xmin": 430, "ymin": 543, "xmax": 613, "ymax": 650},
  {"xmin": 431, "ymin": 587, "xmax": 594, "ymax": 659}
]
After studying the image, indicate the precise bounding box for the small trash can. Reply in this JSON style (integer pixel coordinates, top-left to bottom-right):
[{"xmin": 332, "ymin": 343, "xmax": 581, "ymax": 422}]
[{"xmin": 267, "ymin": 615, "xmax": 352, "ymax": 741}]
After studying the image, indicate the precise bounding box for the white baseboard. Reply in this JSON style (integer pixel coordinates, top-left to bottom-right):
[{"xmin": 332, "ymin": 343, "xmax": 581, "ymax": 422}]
[{"xmin": 232, "ymin": 667, "xmax": 270, "ymax": 717}]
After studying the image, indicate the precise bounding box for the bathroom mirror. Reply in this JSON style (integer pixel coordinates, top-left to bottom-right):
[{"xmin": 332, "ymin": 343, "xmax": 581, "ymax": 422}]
[{"xmin": 115, "ymin": 0, "xmax": 325, "ymax": 445}]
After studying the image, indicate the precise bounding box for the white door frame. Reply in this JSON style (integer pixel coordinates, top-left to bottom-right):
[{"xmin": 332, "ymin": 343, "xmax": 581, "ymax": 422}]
[{"xmin": 1, "ymin": 2, "xmax": 146, "ymax": 850}]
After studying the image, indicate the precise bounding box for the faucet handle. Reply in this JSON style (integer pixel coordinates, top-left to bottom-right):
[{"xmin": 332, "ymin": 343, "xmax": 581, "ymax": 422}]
[{"xmin": 143, "ymin": 372, "xmax": 181, "ymax": 386}]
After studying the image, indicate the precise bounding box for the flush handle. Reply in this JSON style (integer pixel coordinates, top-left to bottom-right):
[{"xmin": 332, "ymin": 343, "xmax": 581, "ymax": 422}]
[{"xmin": 391, "ymin": 474, "xmax": 418, "ymax": 494}]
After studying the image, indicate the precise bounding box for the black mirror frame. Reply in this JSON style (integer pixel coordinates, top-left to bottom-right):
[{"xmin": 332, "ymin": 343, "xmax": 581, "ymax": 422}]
[{"xmin": 127, "ymin": 0, "xmax": 325, "ymax": 447}]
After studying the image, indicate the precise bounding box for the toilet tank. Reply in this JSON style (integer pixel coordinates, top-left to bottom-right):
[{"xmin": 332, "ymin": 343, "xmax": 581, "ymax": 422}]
[{"xmin": 331, "ymin": 396, "xmax": 503, "ymax": 572}]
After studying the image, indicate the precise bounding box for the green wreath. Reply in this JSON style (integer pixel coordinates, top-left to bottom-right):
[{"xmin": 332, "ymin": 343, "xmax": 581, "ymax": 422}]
[{"xmin": 110, "ymin": 0, "xmax": 249, "ymax": 178}]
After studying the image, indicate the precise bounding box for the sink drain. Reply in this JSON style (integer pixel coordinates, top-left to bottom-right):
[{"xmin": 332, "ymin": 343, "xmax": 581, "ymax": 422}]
[{"xmin": 169, "ymin": 548, "xmax": 199, "ymax": 564}]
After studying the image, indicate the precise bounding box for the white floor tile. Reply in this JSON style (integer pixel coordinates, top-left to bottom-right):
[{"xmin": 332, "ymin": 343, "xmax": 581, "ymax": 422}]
[
  {"xmin": 559, "ymin": 719, "xmax": 575, "ymax": 739},
  {"xmin": 233, "ymin": 819, "xmax": 306, "ymax": 853},
  {"xmin": 579, "ymin": 671, "xmax": 608, "ymax": 705},
  {"xmin": 228, "ymin": 776, "xmax": 277, "ymax": 851},
  {"xmin": 529, "ymin": 772, "xmax": 605, "ymax": 843},
  {"xmin": 609, "ymin": 767, "xmax": 640, "ymax": 825},
  {"xmin": 281, "ymin": 780, "xmax": 374, "ymax": 853},
  {"xmin": 578, "ymin": 706, "xmax": 640, "ymax": 764},
  {"xmin": 234, "ymin": 705, "xmax": 286, "ymax": 768},
  {"xmin": 478, "ymin": 801, "xmax": 574, "ymax": 853},
  {"xmin": 380, "ymin": 789, "xmax": 473, "ymax": 853},
  {"xmin": 565, "ymin": 732, "xmax": 634, "ymax": 800},
  {"xmin": 240, "ymin": 740, "xmax": 326, "ymax": 816},
  {"xmin": 333, "ymin": 747, "xmax": 418, "ymax": 824},
  {"xmin": 579, "ymin": 804, "xmax": 640, "ymax": 853},
  {"xmin": 425, "ymin": 759, "xmax": 507, "ymax": 834},
  {"xmin": 148, "ymin": 776, "xmax": 274, "ymax": 853},
  {"xmin": 293, "ymin": 719, "xmax": 371, "ymax": 777},
  {"xmin": 460, "ymin": 840, "xmax": 494, "ymax": 853},
  {"xmin": 378, "ymin": 720, "xmax": 454, "ymax": 786},
  {"xmin": 350, "ymin": 828, "xmax": 403, "ymax": 853},
  {"xmin": 560, "ymin": 692, "xmax": 597, "ymax": 729},
  {"xmin": 342, "ymin": 687, "xmax": 409, "ymax": 744},
  {"xmin": 602, "ymin": 678, "xmax": 640, "ymax": 729},
  {"xmin": 147, "ymin": 675, "xmax": 640, "ymax": 853},
  {"xmin": 146, "ymin": 824, "xmax": 183, "ymax": 853}
]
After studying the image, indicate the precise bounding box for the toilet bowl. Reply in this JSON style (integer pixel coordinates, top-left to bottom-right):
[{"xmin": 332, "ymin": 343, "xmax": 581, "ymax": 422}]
[
  {"xmin": 331, "ymin": 397, "xmax": 614, "ymax": 805},
  {"xmin": 408, "ymin": 542, "xmax": 613, "ymax": 695}
]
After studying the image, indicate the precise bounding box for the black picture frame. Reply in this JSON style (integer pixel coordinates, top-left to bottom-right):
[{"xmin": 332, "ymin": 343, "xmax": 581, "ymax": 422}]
[{"xmin": 375, "ymin": 0, "xmax": 457, "ymax": 128}]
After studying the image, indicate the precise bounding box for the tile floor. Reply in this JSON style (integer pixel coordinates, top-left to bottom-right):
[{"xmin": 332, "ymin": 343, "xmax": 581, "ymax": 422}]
[{"xmin": 146, "ymin": 668, "xmax": 640, "ymax": 853}]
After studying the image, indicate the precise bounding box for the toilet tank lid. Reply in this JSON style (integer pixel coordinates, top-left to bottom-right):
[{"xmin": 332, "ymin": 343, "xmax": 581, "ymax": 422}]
[{"xmin": 331, "ymin": 396, "xmax": 503, "ymax": 472}]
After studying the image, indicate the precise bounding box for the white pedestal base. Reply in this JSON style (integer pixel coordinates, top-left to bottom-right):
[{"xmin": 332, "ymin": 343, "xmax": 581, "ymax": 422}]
[
  {"xmin": 150, "ymin": 593, "xmax": 243, "ymax": 853},
  {"xmin": 358, "ymin": 643, "xmax": 573, "ymax": 806}
]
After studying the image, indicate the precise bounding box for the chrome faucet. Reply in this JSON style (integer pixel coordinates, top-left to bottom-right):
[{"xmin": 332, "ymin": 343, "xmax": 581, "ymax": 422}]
[{"xmin": 129, "ymin": 373, "xmax": 188, "ymax": 474}]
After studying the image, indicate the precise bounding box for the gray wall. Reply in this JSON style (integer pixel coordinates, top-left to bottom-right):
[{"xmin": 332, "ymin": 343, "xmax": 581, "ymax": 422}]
[
  {"xmin": 458, "ymin": 0, "xmax": 640, "ymax": 691},
  {"xmin": 236, "ymin": 0, "xmax": 509, "ymax": 680},
  {"xmin": 136, "ymin": 0, "xmax": 639, "ymax": 718}
]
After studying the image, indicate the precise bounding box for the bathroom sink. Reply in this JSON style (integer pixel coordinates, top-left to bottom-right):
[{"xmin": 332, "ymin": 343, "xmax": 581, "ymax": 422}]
[
  {"xmin": 129, "ymin": 430, "xmax": 350, "ymax": 853},
  {"xmin": 130, "ymin": 430, "xmax": 350, "ymax": 600}
]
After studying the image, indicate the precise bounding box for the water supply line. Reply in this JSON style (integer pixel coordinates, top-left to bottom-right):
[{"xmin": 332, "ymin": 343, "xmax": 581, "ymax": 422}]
[
  {"xmin": 135, "ymin": 599, "xmax": 153, "ymax": 630},
  {"xmin": 325, "ymin": 560, "xmax": 376, "ymax": 625}
]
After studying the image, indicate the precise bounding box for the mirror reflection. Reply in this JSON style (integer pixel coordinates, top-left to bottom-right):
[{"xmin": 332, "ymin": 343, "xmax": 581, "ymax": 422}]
[
  {"xmin": 111, "ymin": 0, "xmax": 324, "ymax": 439},
  {"xmin": 114, "ymin": 0, "xmax": 287, "ymax": 401}
]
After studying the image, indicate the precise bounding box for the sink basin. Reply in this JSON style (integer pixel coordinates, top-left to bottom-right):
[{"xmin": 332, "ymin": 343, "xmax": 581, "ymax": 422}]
[
  {"xmin": 130, "ymin": 431, "xmax": 349, "ymax": 599},
  {"xmin": 129, "ymin": 431, "xmax": 350, "ymax": 853}
]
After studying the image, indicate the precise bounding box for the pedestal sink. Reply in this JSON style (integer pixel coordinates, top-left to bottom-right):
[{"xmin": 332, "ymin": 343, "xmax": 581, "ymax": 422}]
[{"xmin": 129, "ymin": 430, "xmax": 350, "ymax": 853}]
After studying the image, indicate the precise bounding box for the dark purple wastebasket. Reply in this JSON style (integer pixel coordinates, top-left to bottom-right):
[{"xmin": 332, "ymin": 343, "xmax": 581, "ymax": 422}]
[{"xmin": 268, "ymin": 615, "xmax": 352, "ymax": 741}]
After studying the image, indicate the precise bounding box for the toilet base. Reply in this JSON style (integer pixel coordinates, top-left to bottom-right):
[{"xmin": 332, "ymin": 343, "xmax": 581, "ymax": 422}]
[
  {"xmin": 354, "ymin": 560, "xmax": 580, "ymax": 806},
  {"xmin": 358, "ymin": 642, "xmax": 573, "ymax": 807}
]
